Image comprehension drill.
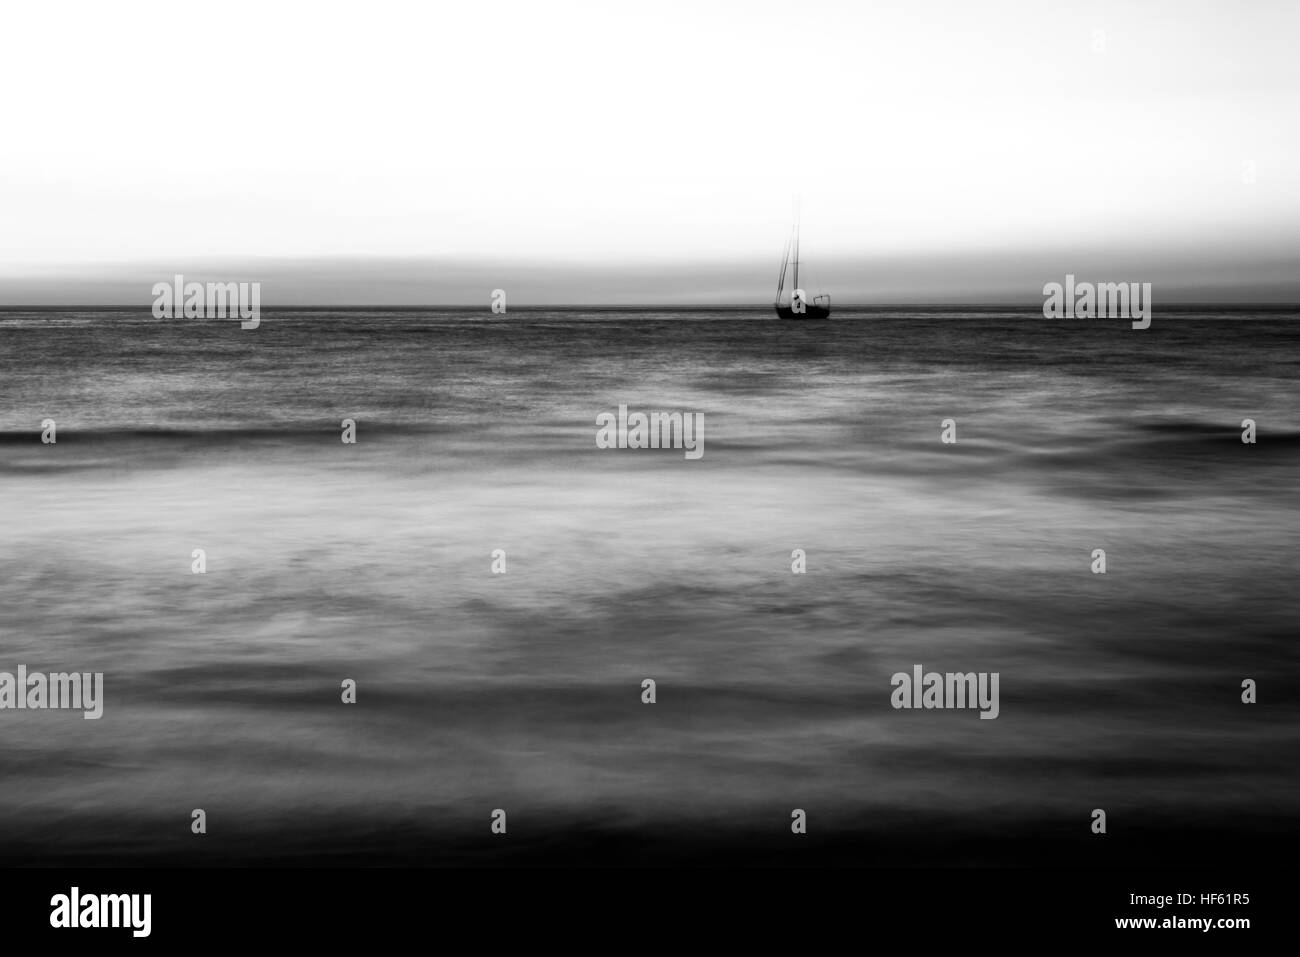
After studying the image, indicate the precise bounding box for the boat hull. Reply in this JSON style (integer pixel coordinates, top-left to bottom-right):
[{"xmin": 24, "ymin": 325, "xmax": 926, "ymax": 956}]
[{"xmin": 774, "ymin": 304, "xmax": 831, "ymax": 320}]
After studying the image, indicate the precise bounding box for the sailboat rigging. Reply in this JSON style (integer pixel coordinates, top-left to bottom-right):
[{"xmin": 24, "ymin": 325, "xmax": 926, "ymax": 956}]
[{"xmin": 774, "ymin": 222, "xmax": 831, "ymax": 320}]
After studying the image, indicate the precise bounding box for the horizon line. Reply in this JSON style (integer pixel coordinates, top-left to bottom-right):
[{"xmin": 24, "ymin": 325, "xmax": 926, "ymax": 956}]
[{"xmin": 2, "ymin": 302, "xmax": 1298, "ymax": 312}]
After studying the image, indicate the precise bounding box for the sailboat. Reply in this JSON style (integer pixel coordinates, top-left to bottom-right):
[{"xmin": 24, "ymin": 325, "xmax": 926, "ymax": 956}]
[{"xmin": 773, "ymin": 223, "xmax": 831, "ymax": 320}]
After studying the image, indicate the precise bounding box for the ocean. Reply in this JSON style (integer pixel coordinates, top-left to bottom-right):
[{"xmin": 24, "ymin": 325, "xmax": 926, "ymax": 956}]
[{"xmin": 1, "ymin": 306, "xmax": 1297, "ymax": 866}]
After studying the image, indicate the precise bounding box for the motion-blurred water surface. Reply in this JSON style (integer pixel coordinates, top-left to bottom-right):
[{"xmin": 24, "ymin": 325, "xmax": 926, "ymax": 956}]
[{"xmin": 1, "ymin": 307, "xmax": 1297, "ymax": 865}]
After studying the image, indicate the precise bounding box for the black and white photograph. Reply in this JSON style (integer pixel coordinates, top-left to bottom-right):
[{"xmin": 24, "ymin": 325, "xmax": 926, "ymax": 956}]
[{"xmin": 0, "ymin": 0, "xmax": 1294, "ymax": 942}]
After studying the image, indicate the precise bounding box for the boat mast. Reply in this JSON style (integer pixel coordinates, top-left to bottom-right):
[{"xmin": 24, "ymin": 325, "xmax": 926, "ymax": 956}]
[
  {"xmin": 776, "ymin": 236, "xmax": 791, "ymax": 305},
  {"xmin": 792, "ymin": 225, "xmax": 800, "ymax": 301},
  {"xmin": 791, "ymin": 198, "xmax": 802, "ymax": 304}
]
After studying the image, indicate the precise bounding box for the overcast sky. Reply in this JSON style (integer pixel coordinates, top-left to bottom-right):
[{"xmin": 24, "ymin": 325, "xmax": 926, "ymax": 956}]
[{"xmin": 2, "ymin": 0, "xmax": 1296, "ymax": 303}]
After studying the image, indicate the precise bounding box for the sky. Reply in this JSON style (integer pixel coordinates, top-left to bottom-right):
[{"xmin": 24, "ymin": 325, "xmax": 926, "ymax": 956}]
[{"xmin": 1, "ymin": 0, "xmax": 1297, "ymax": 303}]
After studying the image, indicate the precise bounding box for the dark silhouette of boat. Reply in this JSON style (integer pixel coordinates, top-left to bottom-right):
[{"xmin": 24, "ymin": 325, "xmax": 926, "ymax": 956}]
[{"xmin": 774, "ymin": 222, "xmax": 831, "ymax": 319}]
